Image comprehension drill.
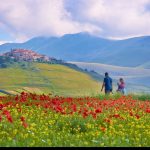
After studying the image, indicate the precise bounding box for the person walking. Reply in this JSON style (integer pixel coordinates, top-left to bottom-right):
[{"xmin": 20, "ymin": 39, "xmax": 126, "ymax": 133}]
[
  {"xmin": 101, "ymin": 72, "xmax": 113, "ymax": 95},
  {"xmin": 116, "ymin": 78, "xmax": 126, "ymax": 95}
]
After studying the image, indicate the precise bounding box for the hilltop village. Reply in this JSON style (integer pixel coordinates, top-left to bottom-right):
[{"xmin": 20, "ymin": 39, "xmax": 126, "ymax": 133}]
[{"xmin": 1, "ymin": 49, "xmax": 56, "ymax": 62}]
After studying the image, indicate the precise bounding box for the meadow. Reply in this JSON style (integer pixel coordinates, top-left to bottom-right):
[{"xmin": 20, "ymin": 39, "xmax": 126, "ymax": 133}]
[
  {"xmin": 0, "ymin": 92, "xmax": 150, "ymax": 147},
  {"xmin": 0, "ymin": 62, "xmax": 100, "ymax": 96}
]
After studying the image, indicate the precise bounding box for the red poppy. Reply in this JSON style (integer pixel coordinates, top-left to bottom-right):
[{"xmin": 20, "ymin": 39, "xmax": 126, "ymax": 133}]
[
  {"xmin": 7, "ymin": 116, "xmax": 13, "ymax": 123},
  {"xmin": 22, "ymin": 122, "xmax": 28, "ymax": 128},
  {"xmin": 83, "ymin": 111, "xmax": 89, "ymax": 118},
  {"xmin": 0, "ymin": 104, "xmax": 3, "ymax": 110},
  {"xmin": 92, "ymin": 113, "xmax": 97, "ymax": 119},
  {"xmin": 95, "ymin": 108, "xmax": 102, "ymax": 113},
  {"xmin": 146, "ymin": 108, "xmax": 150, "ymax": 113},
  {"xmin": 71, "ymin": 104, "xmax": 77, "ymax": 112},
  {"xmin": 129, "ymin": 111, "xmax": 134, "ymax": 116},
  {"xmin": 101, "ymin": 126, "xmax": 106, "ymax": 132},
  {"xmin": 20, "ymin": 116, "xmax": 25, "ymax": 122},
  {"xmin": 135, "ymin": 114, "xmax": 140, "ymax": 119},
  {"xmin": 104, "ymin": 118, "xmax": 111, "ymax": 123},
  {"xmin": 113, "ymin": 114, "xmax": 120, "ymax": 118}
]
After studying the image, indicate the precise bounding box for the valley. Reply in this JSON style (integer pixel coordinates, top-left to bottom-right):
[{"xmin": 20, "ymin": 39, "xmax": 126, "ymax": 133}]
[{"xmin": 69, "ymin": 61, "xmax": 150, "ymax": 94}]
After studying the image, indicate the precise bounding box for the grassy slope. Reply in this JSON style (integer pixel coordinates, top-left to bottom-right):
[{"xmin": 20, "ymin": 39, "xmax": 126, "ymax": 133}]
[{"xmin": 0, "ymin": 63, "xmax": 102, "ymax": 96}]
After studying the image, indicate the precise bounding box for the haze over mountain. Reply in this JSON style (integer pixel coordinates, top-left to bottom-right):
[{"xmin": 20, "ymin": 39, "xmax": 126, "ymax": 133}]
[{"xmin": 0, "ymin": 32, "xmax": 150, "ymax": 67}]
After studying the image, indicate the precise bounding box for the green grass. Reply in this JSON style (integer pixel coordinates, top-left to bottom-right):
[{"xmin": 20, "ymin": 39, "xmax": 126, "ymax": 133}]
[
  {"xmin": 130, "ymin": 94, "xmax": 150, "ymax": 101},
  {"xmin": 0, "ymin": 62, "xmax": 102, "ymax": 96},
  {"xmin": 94, "ymin": 93, "xmax": 150, "ymax": 101}
]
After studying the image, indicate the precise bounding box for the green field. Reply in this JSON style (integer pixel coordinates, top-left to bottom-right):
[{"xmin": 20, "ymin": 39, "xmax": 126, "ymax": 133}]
[{"xmin": 0, "ymin": 62, "xmax": 102, "ymax": 96}]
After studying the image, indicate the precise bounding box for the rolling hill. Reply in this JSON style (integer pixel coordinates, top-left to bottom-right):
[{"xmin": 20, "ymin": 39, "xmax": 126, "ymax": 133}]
[
  {"xmin": 0, "ymin": 62, "xmax": 102, "ymax": 96},
  {"xmin": 0, "ymin": 32, "xmax": 150, "ymax": 67}
]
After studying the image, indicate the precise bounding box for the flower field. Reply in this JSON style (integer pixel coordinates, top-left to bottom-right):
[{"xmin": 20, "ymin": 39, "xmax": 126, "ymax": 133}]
[{"xmin": 0, "ymin": 92, "xmax": 150, "ymax": 147}]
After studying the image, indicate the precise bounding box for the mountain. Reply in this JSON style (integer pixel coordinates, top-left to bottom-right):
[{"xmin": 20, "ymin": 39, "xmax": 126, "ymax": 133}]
[{"xmin": 0, "ymin": 32, "xmax": 150, "ymax": 67}]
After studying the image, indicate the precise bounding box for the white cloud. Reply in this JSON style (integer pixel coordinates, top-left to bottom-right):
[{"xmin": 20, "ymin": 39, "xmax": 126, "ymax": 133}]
[
  {"xmin": 0, "ymin": 40, "xmax": 12, "ymax": 45},
  {"xmin": 0, "ymin": 0, "xmax": 102, "ymax": 41},
  {"xmin": 74, "ymin": 0, "xmax": 150, "ymax": 38},
  {"xmin": 0, "ymin": 0, "xmax": 150, "ymax": 41}
]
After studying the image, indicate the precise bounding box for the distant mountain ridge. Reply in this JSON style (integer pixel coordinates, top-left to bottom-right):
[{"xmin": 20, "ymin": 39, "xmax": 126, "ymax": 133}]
[{"xmin": 0, "ymin": 32, "xmax": 150, "ymax": 67}]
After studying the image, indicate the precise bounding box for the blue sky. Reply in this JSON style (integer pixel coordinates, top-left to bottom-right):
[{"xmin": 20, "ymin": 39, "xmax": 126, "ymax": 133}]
[{"xmin": 0, "ymin": 0, "xmax": 150, "ymax": 44}]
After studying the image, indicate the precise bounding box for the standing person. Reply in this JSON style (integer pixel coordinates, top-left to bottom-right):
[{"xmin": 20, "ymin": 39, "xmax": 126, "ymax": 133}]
[
  {"xmin": 117, "ymin": 78, "xmax": 126, "ymax": 95},
  {"xmin": 101, "ymin": 72, "xmax": 113, "ymax": 95}
]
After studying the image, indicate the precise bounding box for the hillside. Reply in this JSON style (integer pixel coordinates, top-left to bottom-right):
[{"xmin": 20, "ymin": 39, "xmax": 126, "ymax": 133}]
[
  {"xmin": 0, "ymin": 62, "xmax": 102, "ymax": 96},
  {"xmin": 70, "ymin": 61, "xmax": 150, "ymax": 94},
  {"xmin": 137, "ymin": 61, "xmax": 150, "ymax": 69},
  {"xmin": 0, "ymin": 32, "xmax": 150, "ymax": 67}
]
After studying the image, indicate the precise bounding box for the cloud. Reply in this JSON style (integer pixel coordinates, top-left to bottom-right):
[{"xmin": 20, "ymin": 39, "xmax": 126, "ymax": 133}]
[
  {"xmin": 67, "ymin": 0, "xmax": 150, "ymax": 39},
  {"xmin": 0, "ymin": 40, "xmax": 12, "ymax": 45},
  {"xmin": 0, "ymin": 0, "xmax": 150, "ymax": 41},
  {"xmin": 0, "ymin": 0, "xmax": 102, "ymax": 41}
]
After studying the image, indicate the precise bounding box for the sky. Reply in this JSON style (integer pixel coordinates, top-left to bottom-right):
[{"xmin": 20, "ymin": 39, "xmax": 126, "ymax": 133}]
[{"xmin": 0, "ymin": 0, "xmax": 150, "ymax": 44}]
